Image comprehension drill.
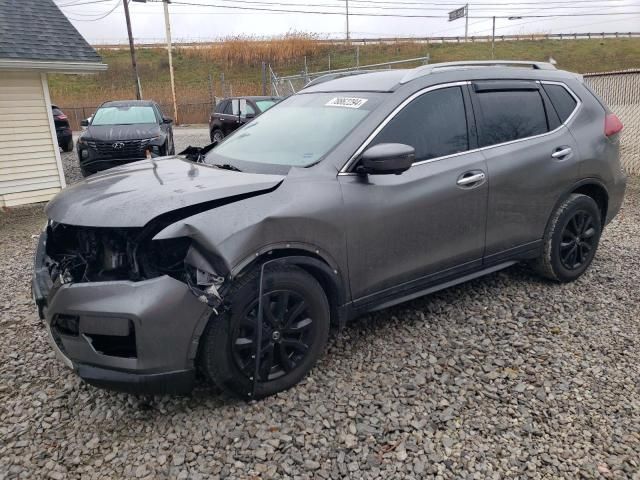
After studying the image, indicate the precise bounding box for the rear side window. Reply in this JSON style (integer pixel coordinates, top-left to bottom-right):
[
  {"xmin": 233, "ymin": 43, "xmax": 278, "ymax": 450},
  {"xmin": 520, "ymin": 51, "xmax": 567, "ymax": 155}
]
[
  {"xmin": 371, "ymin": 86, "xmax": 469, "ymax": 161},
  {"xmin": 52, "ymin": 108, "xmax": 64, "ymax": 116},
  {"xmin": 215, "ymin": 101, "xmax": 227, "ymax": 114},
  {"xmin": 543, "ymin": 84, "xmax": 578, "ymax": 123},
  {"xmin": 475, "ymin": 89, "xmax": 549, "ymax": 147}
]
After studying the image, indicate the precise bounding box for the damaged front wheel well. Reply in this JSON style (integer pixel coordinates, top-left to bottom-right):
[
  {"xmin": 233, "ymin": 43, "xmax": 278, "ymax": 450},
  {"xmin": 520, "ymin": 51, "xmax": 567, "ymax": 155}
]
[{"xmin": 238, "ymin": 249, "xmax": 346, "ymax": 327}]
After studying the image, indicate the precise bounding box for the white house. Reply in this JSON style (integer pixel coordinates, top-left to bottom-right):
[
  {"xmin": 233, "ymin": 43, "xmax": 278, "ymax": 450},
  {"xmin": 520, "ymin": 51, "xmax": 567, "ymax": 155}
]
[{"xmin": 0, "ymin": 0, "xmax": 106, "ymax": 207}]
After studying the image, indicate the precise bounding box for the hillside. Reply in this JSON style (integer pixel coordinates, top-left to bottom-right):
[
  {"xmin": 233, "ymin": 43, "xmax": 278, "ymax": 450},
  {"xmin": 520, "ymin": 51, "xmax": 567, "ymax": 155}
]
[{"xmin": 48, "ymin": 36, "xmax": 640, "ymax": 125}]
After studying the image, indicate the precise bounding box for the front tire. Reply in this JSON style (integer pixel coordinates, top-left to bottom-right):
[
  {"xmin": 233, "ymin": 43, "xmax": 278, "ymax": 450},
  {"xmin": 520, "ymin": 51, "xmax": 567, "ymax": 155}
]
[
  {"xmin": 533, "ymin": 193, "xmax": 602, "ymax": 283},
  {"xmin": 199, "ymin": 265, "xmax": 330, "ymax": 399}
]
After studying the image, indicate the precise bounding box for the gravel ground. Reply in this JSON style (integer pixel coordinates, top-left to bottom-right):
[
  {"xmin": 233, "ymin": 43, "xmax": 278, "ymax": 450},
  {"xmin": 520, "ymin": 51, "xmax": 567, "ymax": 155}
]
[{"xmin": 1, "ymin": 134, "xmax": 639, "ymax": 479}]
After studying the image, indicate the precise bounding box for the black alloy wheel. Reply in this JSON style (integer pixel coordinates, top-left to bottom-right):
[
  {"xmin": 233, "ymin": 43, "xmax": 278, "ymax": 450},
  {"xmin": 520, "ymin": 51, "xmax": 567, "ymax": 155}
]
[
  {"xmin": 231, "ymin": 290, "xmax": 315, "ymax": 382},
  {"xmin": 199, "ymin": 265, "xmax": 330, "ymax": 399},
  {"xmin": 533, "ymin": 193, "xmax": 602, "ymax": 283},
  {"xmin": 559, "ymin": 210, "xmax": 598, "ymax": 270}
]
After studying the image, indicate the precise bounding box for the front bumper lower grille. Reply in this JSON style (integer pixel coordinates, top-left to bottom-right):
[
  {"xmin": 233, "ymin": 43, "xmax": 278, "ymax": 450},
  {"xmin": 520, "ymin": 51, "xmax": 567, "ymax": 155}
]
[{"xmin": 85, "ymin": 139, "xmax": 151, "ymax": 159}]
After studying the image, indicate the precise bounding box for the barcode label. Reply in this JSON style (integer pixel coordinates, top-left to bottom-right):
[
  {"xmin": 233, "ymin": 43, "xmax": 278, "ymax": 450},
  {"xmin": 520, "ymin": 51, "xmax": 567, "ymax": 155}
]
[{"xmin": 325, "ymin": 97, "xmax": 368, "ymax": 109}]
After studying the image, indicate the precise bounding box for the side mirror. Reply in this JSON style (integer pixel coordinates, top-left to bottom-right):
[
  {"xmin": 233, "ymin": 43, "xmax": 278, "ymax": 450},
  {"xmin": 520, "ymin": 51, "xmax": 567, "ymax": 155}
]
[
  {"xmin": 358, "ymin": 143, "xmax": 415, "ymax": 175},
  {"xmin": 243, "ymin": 112, "xmax": 255, "ymax": 120},
  {"xmin": 162, "ymin": 117, "xmax": 173, "ymax": 124},
  {"xmin": 80, "ymin": 119, "xmax": 89, "ymax": 127}
]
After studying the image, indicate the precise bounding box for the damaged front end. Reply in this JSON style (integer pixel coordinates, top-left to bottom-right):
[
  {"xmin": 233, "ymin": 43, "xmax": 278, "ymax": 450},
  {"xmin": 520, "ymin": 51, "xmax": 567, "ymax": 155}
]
[
  {"xmin": 39, "ymin": 221, "xmax": 228, "ymax": 310},
  {"xmin": 32, "ymin": 221, "xmax": 230, "ymax": 394}
]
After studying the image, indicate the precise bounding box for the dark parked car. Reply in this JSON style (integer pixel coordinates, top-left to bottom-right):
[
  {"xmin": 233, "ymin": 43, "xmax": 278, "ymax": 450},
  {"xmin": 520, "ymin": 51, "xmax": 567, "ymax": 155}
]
[
  {"xmin": 209, "ymin": 96, "xmax": 280, "ymax": 143},
  {"xmin": 52, "ymin": 105, "xmax": 73, "ymax": 152},
  {"xmin": 33, "ymin": 61, "xmax": 626, "ymax": 399},
  {"xmin": 76, "ymin": 100, "xmax": 174, "ymax": 176}
]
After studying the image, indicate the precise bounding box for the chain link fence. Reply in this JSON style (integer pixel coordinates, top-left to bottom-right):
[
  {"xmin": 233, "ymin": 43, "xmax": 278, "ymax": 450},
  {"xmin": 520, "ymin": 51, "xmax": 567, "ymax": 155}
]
[
  {"xmin": 270, "ymin": 55, "xmax": 430, "ymax": 97},
  {"xmin": 585, "ymin": 70, "xmax": 640, "ymax": 175}
]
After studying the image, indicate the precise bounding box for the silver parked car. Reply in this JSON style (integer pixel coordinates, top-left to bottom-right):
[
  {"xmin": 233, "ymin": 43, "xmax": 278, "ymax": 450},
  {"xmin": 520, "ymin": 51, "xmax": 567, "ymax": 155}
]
[{"xmin": 33, "ymin": 61, "xmax": 626, "ymax": 399}]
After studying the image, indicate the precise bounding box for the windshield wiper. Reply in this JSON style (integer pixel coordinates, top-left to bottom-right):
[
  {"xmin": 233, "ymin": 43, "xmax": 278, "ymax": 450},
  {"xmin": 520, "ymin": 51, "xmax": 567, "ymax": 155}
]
[{"xmin": 212, "ymin": 163, "xmax": 242, "ymax": 172}]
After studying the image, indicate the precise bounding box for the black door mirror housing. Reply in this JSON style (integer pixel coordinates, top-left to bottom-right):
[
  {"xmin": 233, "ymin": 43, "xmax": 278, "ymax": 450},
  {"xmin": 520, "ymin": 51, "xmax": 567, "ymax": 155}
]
[
  {"xmin": 80, "ymin": 119, "xmax": 89, "ymax": 127},
  {"xmin": 243, "ymin": 112, "xmax": 256, "ymax": 120},
  {"xmin": 358, "ymin": 143, "xmax": 415, "ymax": 175},
  {"xmin": 162, "ymin": 117, "xmax": 173, "ymax": 124}
]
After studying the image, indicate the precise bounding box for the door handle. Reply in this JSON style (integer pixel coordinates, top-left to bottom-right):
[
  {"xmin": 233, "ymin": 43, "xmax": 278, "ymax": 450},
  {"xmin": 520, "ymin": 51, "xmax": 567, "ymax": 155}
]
[
  {"xmin": 552, "ymin": 147, "xmax": 572, "ymax": 159},
  {"xmin": 457, "ymin": 172, "xmax": 486, "ymax": 186}
]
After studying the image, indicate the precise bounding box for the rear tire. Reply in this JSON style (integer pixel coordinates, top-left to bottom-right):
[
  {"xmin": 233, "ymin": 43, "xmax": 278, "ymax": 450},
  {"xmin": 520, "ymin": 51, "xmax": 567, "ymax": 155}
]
[
  {"xmin": 63, "ymin": 138, "xmax": 74, "ymax": 152},
  {"xmin": 199, "ymin": 265, "xmax": 330, "ymax": 399},
  {"xmin": 532, "ymin": 193, "xmax": 602, "ymax": 283}
]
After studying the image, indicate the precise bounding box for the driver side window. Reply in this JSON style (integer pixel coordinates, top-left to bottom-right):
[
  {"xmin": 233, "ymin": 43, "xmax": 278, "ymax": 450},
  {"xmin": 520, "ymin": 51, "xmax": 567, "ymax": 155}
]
[{"xmin": 371, "ymin": 86, "xmax": 469, "ymax": 162}]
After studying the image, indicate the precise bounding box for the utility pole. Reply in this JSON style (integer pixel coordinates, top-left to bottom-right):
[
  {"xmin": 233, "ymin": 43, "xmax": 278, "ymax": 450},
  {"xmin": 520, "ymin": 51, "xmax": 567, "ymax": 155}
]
[
  {"xmin": 346, "ymin": 0, "xmax": 350, "ymax": 42},
  {"xmin": 491, "ymin": 16, "xmax": 496, "ymax": 59},
  {"xmin": 123, "ymin": 0, "xmax": 142, "ymax": 99},
  {"xmin": 162, "ymin": 0, "xmax": 178, "ymax": 124},
  {"xmin": 465, "ymin": 3, "xmax": 469, "ymax": 41}
]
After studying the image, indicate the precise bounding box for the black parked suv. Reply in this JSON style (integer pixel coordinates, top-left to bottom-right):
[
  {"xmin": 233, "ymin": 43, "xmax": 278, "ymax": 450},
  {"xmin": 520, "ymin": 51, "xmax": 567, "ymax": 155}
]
[
  {"xmin": 52, "ymin": 105, "xmax": 73, "ymax": 152},
  {"xmin": 77, "ymin": 100, "xmax": 175, "ymax": 176},
  {"xmin": 34, "ymin": 61, "xmax": 626, "ymax": 399},
  {"xmin": 209, "ymin": 96, "xmax": 280, "ymax": 143}
]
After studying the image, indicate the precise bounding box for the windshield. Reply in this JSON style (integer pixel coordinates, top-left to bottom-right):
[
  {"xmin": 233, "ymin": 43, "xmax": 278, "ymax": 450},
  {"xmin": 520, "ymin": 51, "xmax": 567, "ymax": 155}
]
[
  {"xmin": 205, "ymin": 92, "xmax": 380, "ymax": 169},
  {"xmin": 91, "ymin": 106, "xmax": 157, "ymax": 126},
  {"xmin": 255, "ymin": 99, "xmax": 277, "ymax": 112}
]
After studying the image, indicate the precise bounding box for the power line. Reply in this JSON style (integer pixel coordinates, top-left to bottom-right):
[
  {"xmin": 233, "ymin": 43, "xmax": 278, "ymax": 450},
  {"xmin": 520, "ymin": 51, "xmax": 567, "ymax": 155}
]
[
  {"xmin": 104, "ymin": 0, "xmax": 640, "ymax": 12},
  {"xmin": 57, "ymin": 0, "xmax": 116, "ymax": 6},
  {"xmin": 66, "ymin": 0, "xmax": 122, "ymax": 21},
  {"xmin": 168, "ymin": 1, "xmax": 640, "ymax": 18}
]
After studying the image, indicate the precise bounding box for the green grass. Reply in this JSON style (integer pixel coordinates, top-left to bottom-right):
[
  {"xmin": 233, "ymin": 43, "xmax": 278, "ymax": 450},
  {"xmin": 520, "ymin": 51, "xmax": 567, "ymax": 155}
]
[{"xmin": 48, "ymin": 37, "xmax": 640, "ymax": 111}]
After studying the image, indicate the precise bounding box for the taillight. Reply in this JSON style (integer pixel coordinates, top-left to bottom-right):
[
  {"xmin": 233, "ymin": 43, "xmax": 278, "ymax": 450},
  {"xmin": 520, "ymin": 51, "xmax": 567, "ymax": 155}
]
[{"xmin": 605, "ymin": 113, "xmax": 623, "ymax": 137}]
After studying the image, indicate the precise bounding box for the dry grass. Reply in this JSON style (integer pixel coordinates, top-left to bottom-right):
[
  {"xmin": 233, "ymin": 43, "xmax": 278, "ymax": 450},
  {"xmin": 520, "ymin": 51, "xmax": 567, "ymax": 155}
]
[{"xmin": 178, "ymin": 32, "xmax": 327, "ymax": 67}]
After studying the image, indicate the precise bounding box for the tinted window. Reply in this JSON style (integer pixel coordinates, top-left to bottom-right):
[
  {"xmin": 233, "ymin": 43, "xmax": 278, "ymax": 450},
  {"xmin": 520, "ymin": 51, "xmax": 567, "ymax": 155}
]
[
  {"xmin": 371, "ymin": 87, "xmax": 469, "ymax": 161},
  {"xmin": 215, "ymin": 101, "xmax": 227, "ymax": 114},
  {"xmin": 543, "ymin": 84, "xmax": 578, "ymax": 123},
  {"xmin": 223, "ymin": 101, "xmax": 233, "ymax": 115},
  {"xmin": 476, "ymin": 90, "xmax": 549, "ymax": 147}
]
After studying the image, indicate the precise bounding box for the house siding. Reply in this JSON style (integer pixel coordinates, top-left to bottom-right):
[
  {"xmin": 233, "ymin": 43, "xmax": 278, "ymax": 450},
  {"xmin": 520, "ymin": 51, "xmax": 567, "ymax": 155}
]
[{"xmin": 0, "ymin": 71, "xmax": 64, "ymax": 207}]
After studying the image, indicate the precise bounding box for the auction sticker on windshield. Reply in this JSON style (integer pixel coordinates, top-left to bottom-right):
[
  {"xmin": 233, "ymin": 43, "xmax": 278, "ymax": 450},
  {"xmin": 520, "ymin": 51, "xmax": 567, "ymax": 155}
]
[{"xmin": 325, "ymin": 97, "xmax": 368, "ymax": 109}]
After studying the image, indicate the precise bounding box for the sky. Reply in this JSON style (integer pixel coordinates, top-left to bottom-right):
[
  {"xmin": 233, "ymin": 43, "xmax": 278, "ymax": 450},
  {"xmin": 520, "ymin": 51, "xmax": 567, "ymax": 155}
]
[{"xmin": 54, "ymin": 0, "xmax": 640, "ymax": 45}]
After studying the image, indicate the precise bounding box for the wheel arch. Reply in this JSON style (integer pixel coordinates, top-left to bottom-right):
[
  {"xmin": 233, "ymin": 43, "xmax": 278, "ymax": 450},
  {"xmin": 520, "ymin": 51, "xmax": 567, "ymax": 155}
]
[
  {"xmin": 570, "ymin": 180, "xmax": 609, "ymax": 226},
  {"xmin": 231, "ymin": 245, "xmax": 349, "ymax": 327}
]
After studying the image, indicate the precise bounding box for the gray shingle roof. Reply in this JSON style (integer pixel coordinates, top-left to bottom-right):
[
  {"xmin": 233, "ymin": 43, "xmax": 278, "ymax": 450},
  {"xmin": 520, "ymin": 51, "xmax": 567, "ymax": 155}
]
[{"xmin": 0, "ymin": 0, "xmax": 102, "ymax": 64}]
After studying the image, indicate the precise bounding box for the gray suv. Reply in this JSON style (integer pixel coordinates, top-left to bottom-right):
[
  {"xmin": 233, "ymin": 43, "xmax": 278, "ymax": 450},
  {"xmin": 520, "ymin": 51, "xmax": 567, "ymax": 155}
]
[{"xmin": 33, "ymin": 61, "xmax": 626, "ymax": 399}]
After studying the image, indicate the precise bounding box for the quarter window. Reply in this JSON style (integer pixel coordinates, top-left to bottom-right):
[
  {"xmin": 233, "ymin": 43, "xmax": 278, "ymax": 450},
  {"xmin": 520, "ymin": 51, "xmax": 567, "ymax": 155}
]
[
  {"xmin": 543, "ymin": 84, "xmax": 578, "ymax": 123},
  {"xmin": 476, "ymin": 89, "xmax": 549, "ymax": 147},
  {"xmin": 370, "ymin": 86, "xmax": 469, "ymax": 162}
]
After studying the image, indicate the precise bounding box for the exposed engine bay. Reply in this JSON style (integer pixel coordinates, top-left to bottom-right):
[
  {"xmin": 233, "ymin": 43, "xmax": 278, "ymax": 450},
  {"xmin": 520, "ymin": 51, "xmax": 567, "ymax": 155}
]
[{"xmin": 44, "ymin": 221, "xmax": 226, "ymax": 308}]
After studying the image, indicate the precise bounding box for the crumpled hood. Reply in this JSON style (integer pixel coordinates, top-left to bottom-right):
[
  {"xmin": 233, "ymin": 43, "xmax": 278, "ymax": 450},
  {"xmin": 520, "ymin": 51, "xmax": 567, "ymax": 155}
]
[
  {"xmin": 82, "ymin": 123, "xmax": 162, "ymax": 142},
  {"xmin": 46, "ymin": 157, "xmax": 284, "ymax": 227}
]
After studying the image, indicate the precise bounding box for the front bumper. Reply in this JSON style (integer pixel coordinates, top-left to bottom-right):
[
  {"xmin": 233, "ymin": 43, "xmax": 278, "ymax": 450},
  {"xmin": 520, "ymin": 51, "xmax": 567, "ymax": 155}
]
[
  {"xmin": 33, "ymin": 235, "xmax": 211, "ymax": 394},
  {"xmin": 77, "ymin": 148, "xmax": 146, "ymax": 174}
]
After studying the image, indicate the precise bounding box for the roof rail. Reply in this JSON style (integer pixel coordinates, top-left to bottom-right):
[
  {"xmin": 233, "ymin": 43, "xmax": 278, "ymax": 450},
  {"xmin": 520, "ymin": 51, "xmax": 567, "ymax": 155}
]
[
  {"xmin": 400, "ymin": 60, "xmax": 557, "ymax": 84},
  {"xmin": 303, "ymin": 70, "xmax": 375, "ymax": 89}
]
